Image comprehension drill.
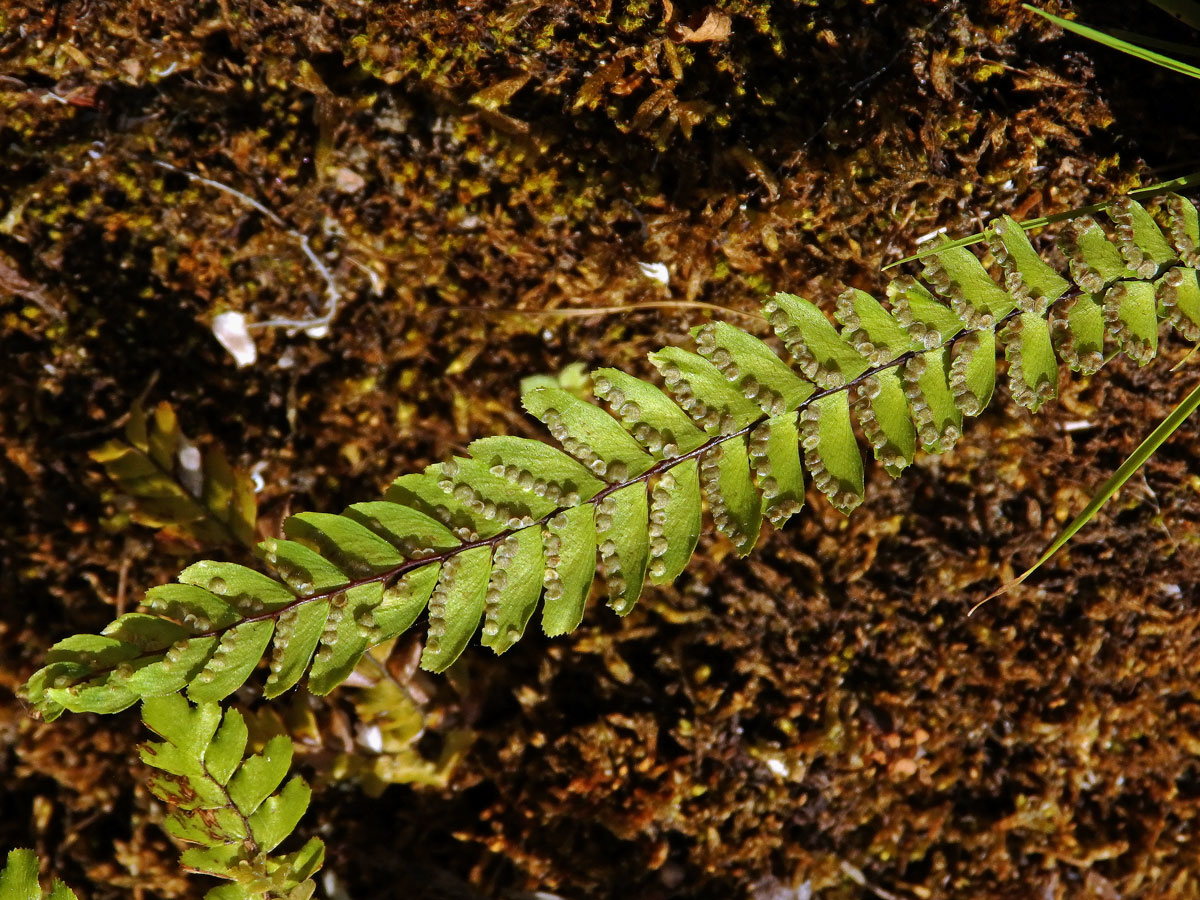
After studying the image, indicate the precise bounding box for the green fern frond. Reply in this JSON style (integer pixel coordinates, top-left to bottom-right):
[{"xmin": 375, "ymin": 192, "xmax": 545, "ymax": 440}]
[
  {"xmin": 0, "ymin": 850, "xmax": 76, "ymax": 900},
  {"xmin": 139, "ymin": 695, "xmax": 324, "ymax": 900},
  {"xmin": 22, "ymin": 193, "xmax": 1200, "ymax": 719},
  {"xmin": 91, "ymin": 401, "xmax": 257, "ymax": 549}
]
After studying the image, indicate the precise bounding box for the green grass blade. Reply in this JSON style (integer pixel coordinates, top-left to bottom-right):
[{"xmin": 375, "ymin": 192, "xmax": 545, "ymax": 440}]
[
  {"xmin": 1026, "ymin": 5, "xmax": 1200, "ymax": 79},
  {"xmin": 975, "ymin": 376, "xmax": 1200, "ymax": 609},
  {"xmin": 1106, "ymin": 28, "xmax": 1200, "ymax": 59}
]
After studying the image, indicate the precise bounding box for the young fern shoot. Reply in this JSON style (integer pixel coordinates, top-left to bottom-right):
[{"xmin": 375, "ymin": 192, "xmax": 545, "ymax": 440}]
[
  {"xmin": 22, "ymin": 193, "xmax": 1200, "ymax": 720},
  {"xmin": 139, "ymin": 695, "xmax": 324, "ymax": 900},
  {"xmin": 90, "ymin": 401, "xmax": 258, "ymax": 550}
]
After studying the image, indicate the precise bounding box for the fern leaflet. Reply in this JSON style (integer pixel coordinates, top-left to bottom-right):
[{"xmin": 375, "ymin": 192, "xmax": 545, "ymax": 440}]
[
  {"xmin": 0, "ymin": 850, "xmax": 76, "ymax": 900},
  {"xmin": 22, "ymin": 193, "xmax": 1200, "ymax": 719},
  {"xmin": 91, "ymin": 401, "xmax": 257, "ymax": 549},
  {"xmin": 139, "ymin": 695, "xmax": 324, "ymax": 900}
]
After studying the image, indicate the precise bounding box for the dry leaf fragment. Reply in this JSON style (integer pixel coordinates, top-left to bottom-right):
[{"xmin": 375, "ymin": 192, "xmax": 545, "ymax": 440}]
[
  {"xmin": 469, "ymin": 73, "xmax": 531, "ymax": 112},
  {"xmin": 0, "ymin": 252, "xmax": 59, "ymax": 316},
  {"xmin": 677, "ymin": 11, "xmax": 732, "ymax": 43},
  {"xmin": 575, "ymin": 58, "xmax": 626, "ymax": 110},
  {"xmin": 930, "ymin": 48, "xmax": 954, "ymax": 101},
  {"xmin": 470, "ymin": 73, "xmax": 533, "ymax": 136}
]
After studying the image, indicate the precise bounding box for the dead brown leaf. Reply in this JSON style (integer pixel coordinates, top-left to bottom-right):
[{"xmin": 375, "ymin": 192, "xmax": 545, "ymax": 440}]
[{"xmin": 677, "ymin": 11, "xmax": 732, "ymax": 43}]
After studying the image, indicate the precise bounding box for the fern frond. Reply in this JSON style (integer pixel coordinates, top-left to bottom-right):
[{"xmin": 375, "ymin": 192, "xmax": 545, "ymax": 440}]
[
  {"xmin": 0, "ymin": 850, "xmax": 76, "ymax": 900},
  {"xmin": 139, "ymin": 695, "xmax": 324, "ymax": 900},
  {"xmin": 23, "ymin": 192, "xmax": 1200, "ymax": 718},
  {"xmin": 91, "ymin": 402, "xmax": 257, "ymax": 549}
]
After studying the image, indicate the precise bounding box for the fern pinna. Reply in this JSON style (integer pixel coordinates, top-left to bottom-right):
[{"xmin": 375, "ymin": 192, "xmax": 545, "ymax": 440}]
[
  {"xmin": 0, "ymin": 700, "xmax": 323, "ymax": 900},
  {"xmin": 138, "ymin": 695, "xmax": 323, "ymax": 900},
  {"xmin": 1, "ymin": 849, "xmax": 77, "ymax": 900},
  {"xmin": 22, "ymin": 193, "xmax": 1200, "ymax": 719}
]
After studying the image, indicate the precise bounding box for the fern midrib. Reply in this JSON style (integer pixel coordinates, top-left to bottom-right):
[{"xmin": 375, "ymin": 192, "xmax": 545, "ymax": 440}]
[
  {"xmin": 133, "ymin": 435, "xmax": 251, "ymax": 552},
  {"xmin": 56, "ymin": 290, "xmax": 1064, "ymax": 694},
  {"xmin": 209, "ymin": 303, "xmax": 1036, "ymax": 620},
  {"xmin": 197, "ymin": 752, "xmax": 263, "ymax": 861}
]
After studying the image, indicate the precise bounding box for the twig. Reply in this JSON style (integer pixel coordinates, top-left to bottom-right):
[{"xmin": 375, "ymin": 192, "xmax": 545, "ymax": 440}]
[
  {"xmin": 839, "ymin": 861, "xmax": 913, "ymax": 900},
  {"xmin": 447, "ymin": 301, "xmax": 768, "ymax": 324},
  {"xmin": 115, "ymin": 552, "xmax": 131, "ymax": 617},
  {"xmin": 153, "ymin": 160, "xmax": 344, "ymax": 336}
]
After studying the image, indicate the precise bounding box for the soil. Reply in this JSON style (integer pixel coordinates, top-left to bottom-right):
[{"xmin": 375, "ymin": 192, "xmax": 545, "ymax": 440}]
[{"xmin": 3, "ymin": 1, "xmax": 1200, "ymax": 899}]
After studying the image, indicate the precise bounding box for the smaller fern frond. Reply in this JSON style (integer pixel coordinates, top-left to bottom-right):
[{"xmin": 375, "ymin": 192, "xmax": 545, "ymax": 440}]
[
  {"xmin": 91, "ymin": 402, "xmax": 257, "ymax": 549},
  {"xmin": 23, "ymin": 192, "xmax": 1200, "ymax": 720},
  {"xmin": 139, "ymin": 695, "xmax": 323, "ymax": 900},
  {"xmin": 0, "ymin": 850, "xmax": 76, "ymax": 900}
]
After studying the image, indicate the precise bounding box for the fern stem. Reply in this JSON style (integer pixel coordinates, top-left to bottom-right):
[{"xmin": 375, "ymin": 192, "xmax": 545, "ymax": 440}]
[
  {"xmin": 42, "ymin": 280, "xmax": 1054, "ymax": 696},
  {"xmin": 56, "ymin": 300, "xmax": 1041, "ymax": 692},
  {"xmin": 207, "ymin": 303, "xmax": 1036, "ymax": 632}
]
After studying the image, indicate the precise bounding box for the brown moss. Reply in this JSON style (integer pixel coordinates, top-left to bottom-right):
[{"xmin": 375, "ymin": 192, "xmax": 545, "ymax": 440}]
[{"xmin": 2, "ymin": 1, "xmax": 1198, "ymax": 899}]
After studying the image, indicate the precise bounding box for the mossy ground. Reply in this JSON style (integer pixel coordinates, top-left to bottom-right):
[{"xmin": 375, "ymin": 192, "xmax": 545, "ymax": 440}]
[{"xmin": 2, "ymin": 1, "xmax": 1200, "ymax": 898}]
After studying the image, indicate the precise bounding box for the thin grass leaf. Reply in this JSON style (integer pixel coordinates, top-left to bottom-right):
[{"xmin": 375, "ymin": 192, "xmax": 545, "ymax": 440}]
[
  {"xmin": 977, "ymin": 376, "xmax": 1200, "ymax": 608},
  {"xmin": 1027, "ymin": 5, "xmax": 1200, "ymax": 79},
  {"xmin": 1105, "ymin": 28, "xmax": 1200, "ymax": 58}
]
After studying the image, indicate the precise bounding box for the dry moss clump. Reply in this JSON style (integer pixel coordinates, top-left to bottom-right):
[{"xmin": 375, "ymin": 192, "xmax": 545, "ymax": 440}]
[{"xmin": 3, "ymin": 1, "xmax": 1198, "ymax": 898}]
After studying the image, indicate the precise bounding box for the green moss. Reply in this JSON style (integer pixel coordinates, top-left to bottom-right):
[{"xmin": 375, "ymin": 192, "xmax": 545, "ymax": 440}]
[{"xmin": 0, "ymin": 1, "xmax": 1169, "ymax": 898}]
